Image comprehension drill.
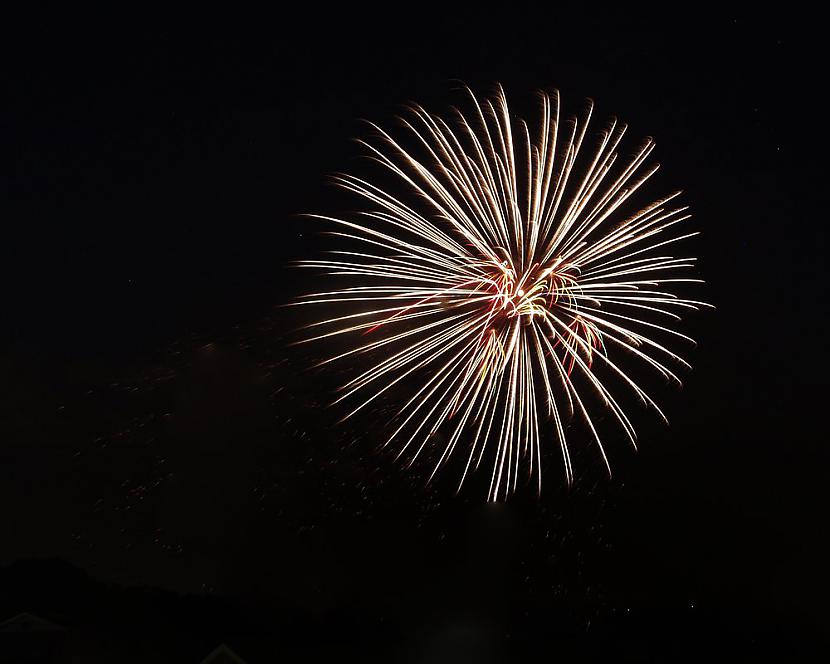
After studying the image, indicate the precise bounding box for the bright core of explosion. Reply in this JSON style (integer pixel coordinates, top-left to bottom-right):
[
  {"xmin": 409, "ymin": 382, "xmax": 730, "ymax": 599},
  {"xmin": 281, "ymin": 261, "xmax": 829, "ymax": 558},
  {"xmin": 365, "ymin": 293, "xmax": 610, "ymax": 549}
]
[{"xmin": 295, "ymin": 85, "xmax": 709, "ymax": 500}]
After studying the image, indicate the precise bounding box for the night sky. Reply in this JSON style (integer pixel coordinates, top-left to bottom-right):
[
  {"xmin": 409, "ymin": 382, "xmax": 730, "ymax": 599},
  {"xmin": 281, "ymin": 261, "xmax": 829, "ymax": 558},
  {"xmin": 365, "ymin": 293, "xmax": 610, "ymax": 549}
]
[{"xmin": 2, "ymin": 11, "xmax": 826, "ymax": 662}]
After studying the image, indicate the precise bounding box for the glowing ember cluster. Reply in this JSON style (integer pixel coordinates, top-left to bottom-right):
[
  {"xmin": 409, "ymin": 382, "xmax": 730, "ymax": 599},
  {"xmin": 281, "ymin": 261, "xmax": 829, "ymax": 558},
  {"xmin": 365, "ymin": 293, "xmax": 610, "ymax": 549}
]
[{"xmin": 297, "ymin": 86, "xmax": 707, "ymax": 500}]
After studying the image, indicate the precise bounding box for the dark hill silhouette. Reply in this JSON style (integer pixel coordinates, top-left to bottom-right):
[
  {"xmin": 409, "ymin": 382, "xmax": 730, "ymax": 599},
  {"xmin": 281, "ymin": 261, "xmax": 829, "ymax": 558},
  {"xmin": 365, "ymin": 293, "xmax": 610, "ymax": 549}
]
[{"xmin": 0, "ymin": 559, "xmax": 267, "ymax": 662}]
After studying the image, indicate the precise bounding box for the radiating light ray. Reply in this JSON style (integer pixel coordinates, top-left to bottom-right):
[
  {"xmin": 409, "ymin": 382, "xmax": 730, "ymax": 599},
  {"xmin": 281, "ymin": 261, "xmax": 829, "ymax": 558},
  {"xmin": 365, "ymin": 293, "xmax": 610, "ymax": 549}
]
[{"xmin": 296, "ymin": 86, "xmax": 709, "ymax": 500}]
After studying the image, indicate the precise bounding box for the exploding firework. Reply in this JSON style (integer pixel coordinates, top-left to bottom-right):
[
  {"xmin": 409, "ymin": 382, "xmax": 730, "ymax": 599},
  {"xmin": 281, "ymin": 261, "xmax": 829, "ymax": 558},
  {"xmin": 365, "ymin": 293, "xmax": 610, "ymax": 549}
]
[{"xmin": 296, "ymin": 86, "xmax": 708, "ymax": 500}]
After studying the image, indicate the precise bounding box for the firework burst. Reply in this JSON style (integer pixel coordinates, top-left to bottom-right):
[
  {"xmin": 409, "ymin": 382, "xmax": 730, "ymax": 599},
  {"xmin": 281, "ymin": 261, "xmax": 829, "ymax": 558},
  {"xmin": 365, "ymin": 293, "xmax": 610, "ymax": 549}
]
[{"xmin": 295, "ymin": 86, "xmax": 708, "ymax": 500}]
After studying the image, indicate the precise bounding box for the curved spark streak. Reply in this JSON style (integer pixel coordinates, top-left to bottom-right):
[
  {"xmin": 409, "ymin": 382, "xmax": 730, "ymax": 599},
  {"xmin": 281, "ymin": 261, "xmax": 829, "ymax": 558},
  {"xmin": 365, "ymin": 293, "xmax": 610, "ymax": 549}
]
[{"xmin": 296, "ymin": 86, "xmax": 709, "ymax": 500}]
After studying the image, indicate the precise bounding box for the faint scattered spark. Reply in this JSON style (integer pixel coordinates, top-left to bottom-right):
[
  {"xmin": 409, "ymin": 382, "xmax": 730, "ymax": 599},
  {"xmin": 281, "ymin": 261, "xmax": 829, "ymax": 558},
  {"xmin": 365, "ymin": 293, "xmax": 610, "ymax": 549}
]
[{"xmin": 297, "ymin": 85, "xmax": 709, "ymax": 500}]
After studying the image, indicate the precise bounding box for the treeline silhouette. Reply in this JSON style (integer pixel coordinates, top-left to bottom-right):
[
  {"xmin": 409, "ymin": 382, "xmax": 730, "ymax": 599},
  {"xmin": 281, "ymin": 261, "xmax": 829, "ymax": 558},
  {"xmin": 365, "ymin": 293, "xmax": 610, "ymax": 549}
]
[
  {"xmin": 0, "ymin": 558, "xmax": 320, "ymax": 662},
  {"xmin": 1, "ymin": 557, "xmax": 823, "ymax": 662}
]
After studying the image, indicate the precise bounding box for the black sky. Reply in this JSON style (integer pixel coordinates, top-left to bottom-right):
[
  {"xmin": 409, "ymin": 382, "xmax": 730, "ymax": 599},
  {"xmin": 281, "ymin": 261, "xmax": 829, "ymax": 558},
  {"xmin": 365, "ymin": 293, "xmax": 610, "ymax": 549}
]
[{"xmin": 1, "ymin": 10, "xmax": 826, "ymax": 661}]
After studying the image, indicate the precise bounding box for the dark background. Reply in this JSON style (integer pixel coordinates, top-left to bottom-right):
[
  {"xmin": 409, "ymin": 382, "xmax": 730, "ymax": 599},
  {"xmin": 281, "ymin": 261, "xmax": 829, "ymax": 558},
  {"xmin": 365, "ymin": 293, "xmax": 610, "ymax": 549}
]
[{"xmin": 1, "ymin": 10, "xmax": 825, "ymax": 662}]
